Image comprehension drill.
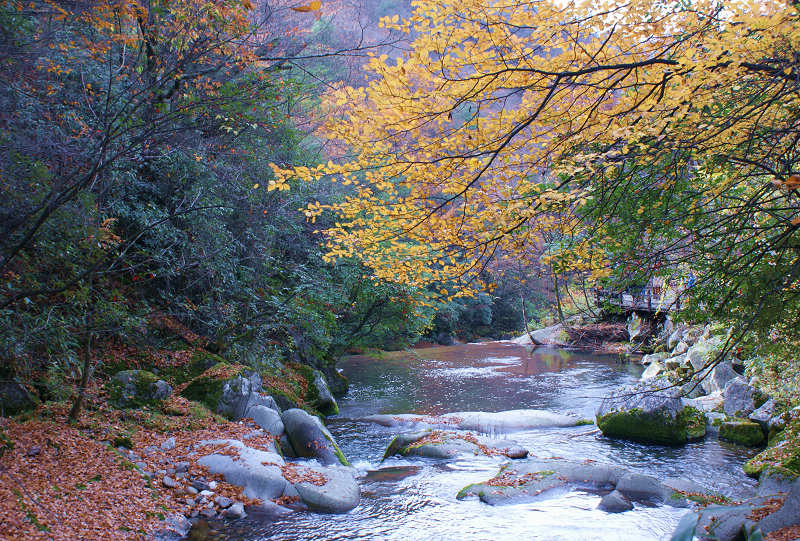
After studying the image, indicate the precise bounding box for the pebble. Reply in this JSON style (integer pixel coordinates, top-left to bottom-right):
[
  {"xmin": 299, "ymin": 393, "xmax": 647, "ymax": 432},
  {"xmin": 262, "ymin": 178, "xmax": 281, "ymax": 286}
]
[
  {"xmin": 223, "ymin": 502, "xmax": 246, "ymax": 519},
  {"xmin": 175, "ymin": 461, "xmax": 190, "ymax": 474},
  {"xmin": 186, "ymin": 486, "xmax": 199, "ymax": 495},
  {"xmin": 214, "ymin": 496, "xmax": 233, "ymax": 509},
  {"xmin": 200, "ymin": 490, "xmax": 215, "ymax": 498},
  {"xmin": 208, "ymin": 481, "xmax": 217, "ymax": 490},
  {"xmin": 162, "ymin": 476, "xmax": 179, "ymax": 489},
  {"xmin": 192, "ymin": 479, "xmax": 210, "ymax": 491}
]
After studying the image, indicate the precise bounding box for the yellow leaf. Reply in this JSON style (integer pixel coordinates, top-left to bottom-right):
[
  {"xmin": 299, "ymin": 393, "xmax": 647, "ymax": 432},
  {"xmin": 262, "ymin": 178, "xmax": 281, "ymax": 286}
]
[
  {"xmin": 253, "ymin": 183, "xmax": 259, "ymax": 189},
  {"xmin": 292, "ymin": 1, "xmax": 321, "ymax": 13}
]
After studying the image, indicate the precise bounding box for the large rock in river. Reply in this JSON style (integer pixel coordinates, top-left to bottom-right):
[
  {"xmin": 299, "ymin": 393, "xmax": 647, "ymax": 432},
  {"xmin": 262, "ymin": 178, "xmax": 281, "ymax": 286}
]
[
  {"xmin": 382, "ymin": 429, "xmax": 528, "ymax": 460},
  {"xmin": 197, "ymin": 439, "xmax": 359, "ymax": 513},
  {"xmin": 457, "ymin": 458, "xmax": 692, "ymax": 509},
  {"xmin": 361, "ymin": 409, "xmax": 586, "ymax": 434},
  {"xmin": 182, "ymin": 365, "xmax": 278, "ymax": 420},
  {"xmin": 596, "ymin": 382, "xmax": 706, "ymax": 445},
  {"xmin": 282, "ymin": 408, "xmax": 349, "ymax": 466}
]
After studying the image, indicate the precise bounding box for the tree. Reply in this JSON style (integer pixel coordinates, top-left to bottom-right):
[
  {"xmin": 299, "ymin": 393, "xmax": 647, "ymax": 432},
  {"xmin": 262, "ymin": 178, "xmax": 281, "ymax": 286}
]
[{"xmin": 271, "ymin": 0, "xmax": 800, "ymax": 340}]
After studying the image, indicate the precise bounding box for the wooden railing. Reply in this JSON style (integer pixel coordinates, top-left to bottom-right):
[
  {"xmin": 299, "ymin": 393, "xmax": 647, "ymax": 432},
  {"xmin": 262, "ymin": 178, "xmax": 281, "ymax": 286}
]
[{"xmin": 594, "ymin": 287, "xmax": 683, "ymax": 313}]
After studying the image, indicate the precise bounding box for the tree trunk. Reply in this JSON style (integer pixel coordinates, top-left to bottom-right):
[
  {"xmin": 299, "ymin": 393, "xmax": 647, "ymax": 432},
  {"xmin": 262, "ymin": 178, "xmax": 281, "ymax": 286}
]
[{"xmin": 68, "ymin": 278, "xmax": 94, "ymax": 423}]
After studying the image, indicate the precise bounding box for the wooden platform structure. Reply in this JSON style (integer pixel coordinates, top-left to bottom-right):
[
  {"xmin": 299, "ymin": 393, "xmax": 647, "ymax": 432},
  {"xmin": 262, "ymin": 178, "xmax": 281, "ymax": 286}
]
[{"xmin": 594, "ymin": 287, "xmax": 683, "ymax": 313}]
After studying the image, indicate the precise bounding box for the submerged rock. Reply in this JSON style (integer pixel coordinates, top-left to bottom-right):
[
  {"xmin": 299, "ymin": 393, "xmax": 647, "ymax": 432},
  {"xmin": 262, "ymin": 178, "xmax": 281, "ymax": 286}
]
[
  {"xmin": 596, "ymin": 382, "xmax": 706, "ymax": 445},
  {"xmin": 361, "ymin": 409, "xmax": 585, "ymax": 434},
  {"xmin": 598, "ymin": 489, "xmax": 633, "ymax": 513},
  {"xmin": 382, "ymin": 429, "xmax": 528, "ymax": 461},
  {"xmin": 457, "ymin": 459, "xmax": 691, "ymax": 509},
  {"xmin": 282, "ymin": 408, "xmax": 350, "ymax": 466}
]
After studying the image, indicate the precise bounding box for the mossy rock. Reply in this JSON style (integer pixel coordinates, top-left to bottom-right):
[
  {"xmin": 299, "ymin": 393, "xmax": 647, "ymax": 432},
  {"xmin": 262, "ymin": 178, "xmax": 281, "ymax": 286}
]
[
  {"xmin": 0, "ymin": 381, "xmax": 40, "ymax": 416},
  {"xmin": 743, "ymin": 419, "xmax": 800, "ymax": 479},
  {"xmin": 180, "ymin": 363, "xmax": 244, "ymax": 414},
  {"xmin": 107, "ymin": 370, "xmax": 172, "ymax": 409},
  {"xmin": 597, "ymin": 406, "xmax": 706, "ymax": 446},
  {"xmin": 719, "ymin": 421, "xmax": 766, "ymax": 447}
]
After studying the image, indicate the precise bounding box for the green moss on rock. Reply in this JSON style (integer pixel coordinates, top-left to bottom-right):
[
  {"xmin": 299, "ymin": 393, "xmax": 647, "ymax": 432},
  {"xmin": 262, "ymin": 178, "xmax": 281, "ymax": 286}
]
[
  {"xmin": 719, "ymin": 421, "xmax": 765, "ymax": 447},
  {"xmin": 107, "ymin": 370, "xmax": 171, "ymax": 408},
  {"xmin": 180, "ymin": 363, "xmax": 243, "ymax": 412},
  {"xmin": 743, "ymin": 419, "xmax": 800, "ymax": 479},
  {"xmin": 596, "ymin": 406, "xmax": 706, "ymax": 445}
]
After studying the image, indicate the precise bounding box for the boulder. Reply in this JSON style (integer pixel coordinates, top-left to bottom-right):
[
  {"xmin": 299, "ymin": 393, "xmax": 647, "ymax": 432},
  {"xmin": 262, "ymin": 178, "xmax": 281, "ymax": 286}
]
[
  {"xmin": 640, "ymin": 352, "xmax": 669, "ymax": 366},
  {"xmin": 182, "ymin": 366, "xmax": 277, "ymax": 420},
  {"xmin": 718, "ymin": 421, "xmax": 765, "ymax": 447},
  {"xmin": 749, "ymin": 399, "xmax": 777, "ymax": 433},
  {"xmin": 683, "ymin": 392, "xmax": 724, "ymax": 413},
  {"xmin": 673, "ymin": 341, "xmax": 689, "ymax": 356},
  {"xmin": 723, "ymin": 378, "xmax": 767, "ymax": 418},
  {"xmin": 360, "ymin": 409, "xmax": 585, "ymax": 434},
  {"xmin": 249, "ymin": 405, "xmax": 284, "ymax": 437},
  {"xmin": 596, "ymin": 382, "xmax": 706, "ymax": 445},
  {"xmin": 598, "ymin": 490, "xmax": 633, "ymax": 513},
  {"xmin": 108, "ymin": 370, "xmax": 172, "ymax": 408},
  {"xmin": 311, "ymin": 370, "xmax": 339, "ymax": 416},
  {"xmin": 511, "ymin": 322, "xmax": 569, "ymax": 347},
  {"xmin": 641, "ymin": 361, "xmax": 665, "ymax": 380},
  {"xmin": 281, "ymin": 408, "xmax": 349, "ymax": 466},
  {"xmin": 667, "ymin": 328, "xmax": 685, "ymax": 351},
  {"xmin": 743, "ymin": 417, "xmax": 800, "ymax": 479},
  {"xmin": 699, "ymin": 361, "xmax": 738, "ymax": 395},
  {"xmin": 685, "ymin": 337, "xmax": 723, "ymax": 372},
  {"xmin": 287, "ymin": 463, "xmax": 360, "ymax": 513},
  {"xmin": 197, "ymin": 439, "xmax": 290, "ymax": 501},
  {"xmin": 0, "ymin": 381, "xmax": 39, "ymax": 416},
  {"xmin": 457, "ymin": 459, "xmax": 689, "ymax": 508},
  {"xmin": 382, "ymin": 429, "xmax": 528, "ymax": 461}
]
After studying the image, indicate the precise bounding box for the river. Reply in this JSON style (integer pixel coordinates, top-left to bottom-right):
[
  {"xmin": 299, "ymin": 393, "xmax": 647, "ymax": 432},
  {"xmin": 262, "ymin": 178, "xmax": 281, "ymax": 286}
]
[{"xmin": 212, "ymin": 342, "xmax": 758, "ymax": 541}]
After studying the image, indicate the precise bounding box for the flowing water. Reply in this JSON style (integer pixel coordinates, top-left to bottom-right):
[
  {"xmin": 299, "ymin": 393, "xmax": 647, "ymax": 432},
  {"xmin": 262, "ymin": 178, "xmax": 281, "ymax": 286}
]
[{"xmin": 213, "ymin": 342, "xmax": 758, "ymax": 541}]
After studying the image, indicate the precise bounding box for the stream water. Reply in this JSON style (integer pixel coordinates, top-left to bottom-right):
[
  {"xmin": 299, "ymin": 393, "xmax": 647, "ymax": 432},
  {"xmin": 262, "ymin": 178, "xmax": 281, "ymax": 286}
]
[{"xmin": 214, "ymin": 342, "xmax": 758, "ymax": 541}]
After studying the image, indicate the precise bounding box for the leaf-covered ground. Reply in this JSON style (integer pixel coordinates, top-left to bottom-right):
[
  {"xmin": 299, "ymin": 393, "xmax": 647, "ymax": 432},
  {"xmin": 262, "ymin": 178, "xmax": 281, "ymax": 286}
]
[{"xmin": 0, "ymin": 391, "xmax": 272, "ymax": 540}]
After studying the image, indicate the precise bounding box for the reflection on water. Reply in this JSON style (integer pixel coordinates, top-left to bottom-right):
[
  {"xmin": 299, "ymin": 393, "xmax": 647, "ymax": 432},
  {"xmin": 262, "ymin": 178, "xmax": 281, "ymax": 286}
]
[{"xmin": 210, "ymin": 342, "xmax": 758, "ymax": 541}]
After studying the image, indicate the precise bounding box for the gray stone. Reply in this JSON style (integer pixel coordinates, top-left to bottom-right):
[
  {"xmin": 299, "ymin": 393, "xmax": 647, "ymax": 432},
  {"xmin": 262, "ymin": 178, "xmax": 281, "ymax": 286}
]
[
  {"xmin": 641, "ymin": 352, "xmax": 669, "ymax": 366},
  {"xmin": 223, "ymin": 502, "xmax": 247, "ymax": 519},
  {"xmin": 749, "ymin": 399, "xmax": 777, "ymax": 433},
  {"xmin": 197, "ymin": 439, "xmax": 290, "ymax": 501},
  {"xmin": 641, "ymin": 361, "xmax": 665, "ymax": 380},
  {"xmin": 282, "ymin": 408, "xmax": 349, "ymax": 466},
  {"xmin": 192, "ymin": 479, "xmax": 210, "ymax": 491},
  {"xmin": 312, "ymin": 370, "xmax": 339, "ymax": 416},
  {"xmin": 723, "ymin": 377, "xmax": 764, "ymax": 418},
  {"xmin": 382, "ymin": 429, "xmax": 528, "ymax": 461},
  {"xmin": 288, "ymin": 463, "xmax": 360, "ymax": 513},
  {"xmin": 161, "ymin": 437, "xmax": 176, "ymax": 451},
  {"xmin": 217, "ymin": 371, "xmax": 280, "ymax": 420},
  {"xmin": 683, "ymin": 392, "xmax": 724, "ymax": 413},
  {"xmin": 249, "ymin": 405, "xmax": 284, "ymax": 437},
  {"xmin": 701, "ymin": 361, "xmax": 739, "ymax": 395},
  {"xmin": 667, "ymin": 329, "xmax": 684, "ymax": 351},
  {"xmin": 214, "ymin": 496, "xmax": 233, "ymax": 508},
  {"xmin": 598, "ymin": 490, "xmax": 633, "ymax": 513},
  {"xmin": 361, "ymin": 409, "xmax": 583, "ymax": 433},
  {"xmin": 175, "ymin": 461, "xmax": 190, "ymax": 474},
  {"xmin": 686, "ymin": 337, "xmax": 723, "ymax": 372},
  {"xmin": 457, "ymin": 459, "xmax": 686, "ymax": 508},
  {"xmin": 756, "ymin": 477, "xmax": 800, "ymax": 534},
  {"xmin": 163, "ymin": 514, "xmax": 192, "ymax": 537},
  {"xmin": 0, "ymin": 381, "xmax": 39, "ymax": 415},
  {"xmin": 186, "ymin": 486, "xmax": 199, "ymax": 495},
  {"xmin": 673, "ymin": 341, "xmax": 689, "ymax": 356},
  {"xmin": 162, "ymin": 476, "xmax": 178, "ymax": 489}
]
